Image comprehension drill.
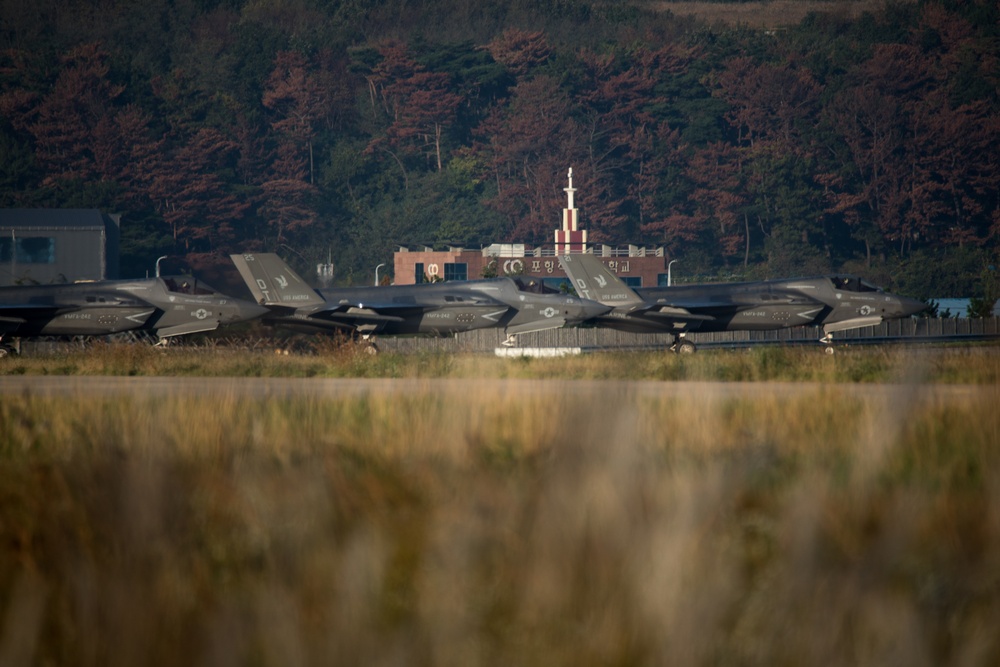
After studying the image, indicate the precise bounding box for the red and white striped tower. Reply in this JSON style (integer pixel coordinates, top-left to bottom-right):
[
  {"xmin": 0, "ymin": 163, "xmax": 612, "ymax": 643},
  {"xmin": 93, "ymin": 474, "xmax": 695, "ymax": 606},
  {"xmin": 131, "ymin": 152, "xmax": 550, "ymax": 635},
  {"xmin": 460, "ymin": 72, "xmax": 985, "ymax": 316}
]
[{"xmin": 554, "ymin": 167, "xmax": 587, "ymax": 254}]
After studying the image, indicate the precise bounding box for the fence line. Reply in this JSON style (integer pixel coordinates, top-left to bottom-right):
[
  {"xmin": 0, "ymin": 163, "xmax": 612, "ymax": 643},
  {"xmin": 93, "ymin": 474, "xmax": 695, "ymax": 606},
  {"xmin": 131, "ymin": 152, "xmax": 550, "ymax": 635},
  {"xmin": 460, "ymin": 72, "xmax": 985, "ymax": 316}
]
[
  {"xmin": 13, "ymin": 317, "xmax": 1000, "ymax": 356},
  {"xmin": 375, "ymin": 317, "xmax": 1000, "ymax": 354}
]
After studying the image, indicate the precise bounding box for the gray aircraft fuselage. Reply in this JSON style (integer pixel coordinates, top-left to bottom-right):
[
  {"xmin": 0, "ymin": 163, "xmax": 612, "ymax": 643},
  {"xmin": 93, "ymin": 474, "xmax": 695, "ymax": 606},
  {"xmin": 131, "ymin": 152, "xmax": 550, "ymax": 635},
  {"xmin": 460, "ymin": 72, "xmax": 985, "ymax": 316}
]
[
  {"xmin": 620, "ymin": 276, "xmax": 925, "ymax": 334},
  {"xmin": 311, "ymin": 280, "xmax": 603, "ymax": 337},
  {"xmin": 0, "ymin": 276, "xmax": 267, "ymax": 341},
  {"xmin": 559, "ymin": 253, "xmax": 926, "ymax": 348},
  {"xmin": 231, "ymin": 253, "xmax": 609, "ymax": 341},
  {"xmin": 256, "ymin": 279, "xmax": 610, "ymax": 337}
]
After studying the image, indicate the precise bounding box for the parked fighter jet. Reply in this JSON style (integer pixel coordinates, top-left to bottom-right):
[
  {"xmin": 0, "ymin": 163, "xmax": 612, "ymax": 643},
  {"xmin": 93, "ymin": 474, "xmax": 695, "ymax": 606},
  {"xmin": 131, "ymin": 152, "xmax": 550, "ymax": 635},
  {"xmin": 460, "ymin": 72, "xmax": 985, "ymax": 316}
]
[
  {"xmin": 0, "ymin": 276, "xmax": 268, "ymax": 356},
  {"xmin": 559, "ymin": 253, "xmax": 926, "ymax": 353},
  {"xmin": 230, "ymin": 253, "xmax": 610, "ymax": 351}
]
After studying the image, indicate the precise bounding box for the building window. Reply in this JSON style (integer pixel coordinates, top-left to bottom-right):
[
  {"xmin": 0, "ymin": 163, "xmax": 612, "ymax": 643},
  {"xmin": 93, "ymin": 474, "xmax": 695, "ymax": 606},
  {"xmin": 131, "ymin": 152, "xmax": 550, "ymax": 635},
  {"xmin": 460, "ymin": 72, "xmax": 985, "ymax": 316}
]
[
  {"xmin": 444, "ymin": 263, "xmax": 467, "ymax": 281},
  {"xmin": 415, "ymin": 263, "xmax": 425, "ymax": 284},
  {"xmin": 623, "ymin": 276, "xmax": 642, "ymax": 288},
  {"xmin": 658, "ymin": 274, "xmax": 670, "ymax": 286},
  {"xmin": 0, "ymin": 236, "xmax": 56, "ymax": 264}
]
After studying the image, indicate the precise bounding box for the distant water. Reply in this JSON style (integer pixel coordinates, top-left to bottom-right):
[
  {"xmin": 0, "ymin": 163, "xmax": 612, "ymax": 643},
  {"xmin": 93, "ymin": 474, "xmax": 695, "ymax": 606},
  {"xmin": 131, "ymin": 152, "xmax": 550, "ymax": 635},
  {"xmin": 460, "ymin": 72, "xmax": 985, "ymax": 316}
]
[{"xmin": 930, "ymin": 298, "xmax": 1000, "ymax": 317}]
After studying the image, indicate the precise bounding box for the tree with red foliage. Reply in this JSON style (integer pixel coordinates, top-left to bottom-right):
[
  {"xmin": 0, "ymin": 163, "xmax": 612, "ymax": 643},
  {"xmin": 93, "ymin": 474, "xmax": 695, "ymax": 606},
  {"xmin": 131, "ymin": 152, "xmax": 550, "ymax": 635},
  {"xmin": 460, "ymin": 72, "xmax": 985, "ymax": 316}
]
[
  {"xmin": 715, "ymin": 58, "xmax": 822, "ymax": 152},
  {"xmin": 575, "ymin": 48, "xmax": 661, "ymax": 241},
  {"xmin": 486, "ymin": 29, "xmax": 552, "ymax": 78},
  {"xmin": 366, "ymin": 42, "xmax": 464, "ymax": 173},
  {"xmin": 686, "ymin": 142, "xmax": 748, "ymax": 261},
  {"xmin": 908, "ymin": 93, "xmax": 998, "ymax": 248},
  {"xmin": 473, "ymin": 76, "xmax": 584, "ymax": 243},
  {"xmin": 5, "ymin": 43, "xmax": 126, "ymax": 186},
  {"xmin": 637, "ymin": 124, "xmax": 698, "ymax": 252},
  {"xmin": 263, "ymin": 51, "xmax": 331, "ymax": 185},
  {"xmin": 257, "ymin": 51, "xmax": 333, "ymax": 245},
  {"xmin": 258, "ymin": 140, "xmax": 317, "ymax": 246},
  {"xmin": 146, "ymin": 127, "xmax": 250, "ymax": 252}
]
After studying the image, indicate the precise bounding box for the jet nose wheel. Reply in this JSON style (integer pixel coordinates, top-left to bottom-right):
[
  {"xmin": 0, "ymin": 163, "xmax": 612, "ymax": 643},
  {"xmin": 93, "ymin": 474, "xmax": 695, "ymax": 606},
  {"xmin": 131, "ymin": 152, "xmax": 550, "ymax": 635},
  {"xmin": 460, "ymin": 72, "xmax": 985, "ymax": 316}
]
[
  {"xmin": 675, "ymin": 340, "xmax": 697, "ymax": 354},
  {"xmin": 824, "ymin": 346, "xmax": 836, "ymax": 355}
]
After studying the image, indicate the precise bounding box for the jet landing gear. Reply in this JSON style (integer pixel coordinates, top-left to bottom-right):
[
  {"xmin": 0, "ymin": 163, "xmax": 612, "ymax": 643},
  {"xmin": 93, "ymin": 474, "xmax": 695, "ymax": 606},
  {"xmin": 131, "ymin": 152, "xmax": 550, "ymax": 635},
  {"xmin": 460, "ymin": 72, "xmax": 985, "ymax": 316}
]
[
  {"xmin": 501, "ymin": 333, "xmax": 519, "ymax": 348},
  {"xmin": 670, "ymin": 335, "xmax": 697, "ymax": 355},
  {"xmin": 359, "ymin": 335, "xmax": 379, "ymax": 355},
  {"xmin": 820, "ymin": 332, "xmax": 836, "ymax": 355},
  {"xmin": 0, "ymin": 335, "xmax": 19, "ymax": 358}
]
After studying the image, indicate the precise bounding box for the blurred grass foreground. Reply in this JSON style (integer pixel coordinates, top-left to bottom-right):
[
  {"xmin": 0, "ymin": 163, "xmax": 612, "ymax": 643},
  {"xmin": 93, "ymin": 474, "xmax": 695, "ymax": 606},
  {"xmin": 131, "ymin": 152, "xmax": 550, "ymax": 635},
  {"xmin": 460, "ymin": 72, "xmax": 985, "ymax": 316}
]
[{"xmin": 2, "ymin": 374, "xmax": 1000, "ymax": 664}]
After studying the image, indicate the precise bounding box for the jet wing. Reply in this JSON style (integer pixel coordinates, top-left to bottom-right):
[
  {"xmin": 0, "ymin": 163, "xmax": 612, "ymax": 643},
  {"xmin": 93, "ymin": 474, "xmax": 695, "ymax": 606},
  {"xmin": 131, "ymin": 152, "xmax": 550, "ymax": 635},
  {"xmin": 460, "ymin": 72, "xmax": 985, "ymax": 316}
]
[
  {"xmin": 155, "ymin": 319, "xmax": 224, "ymax": 338},
  {"xmin": 639, "ymin": 304, "xmax": 718, "ymax": 323},
  {"xmin": 0, "ymin": 314, "xmax": 28, "ymax": 333},
  {"xmin": 0, "ymin": 304, "xmax": 69, "ymax": 332},
  {"xmin": 639, "ymin": 293, "xmax": 820, "ymax": 323},
  {"xmin": 309, "ymin": 302, "xmax": 411, "ymax": 325},
  {"xmin": 822, "ymin": 316, "xmax": 884, "ymax": 335},
  {"xmin": 504, "ymin": 317, "xmax": 568, "ymax": 335}
]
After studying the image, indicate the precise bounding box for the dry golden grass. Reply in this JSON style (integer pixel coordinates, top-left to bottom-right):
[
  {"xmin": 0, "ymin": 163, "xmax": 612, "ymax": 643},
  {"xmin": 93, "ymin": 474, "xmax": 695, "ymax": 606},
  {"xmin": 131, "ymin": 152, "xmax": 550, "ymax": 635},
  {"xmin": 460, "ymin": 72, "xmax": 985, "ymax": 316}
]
[
  {"xmin": 2, "ymin": 376, "xmax": 999, "ymax": 665},
  {"xmin": 652, "ymin": 0, "xmax": 912, "ymax": 29},
  {"xmin": 3, "ymin": 341, "xmax": 1000, "ymax": 383}
]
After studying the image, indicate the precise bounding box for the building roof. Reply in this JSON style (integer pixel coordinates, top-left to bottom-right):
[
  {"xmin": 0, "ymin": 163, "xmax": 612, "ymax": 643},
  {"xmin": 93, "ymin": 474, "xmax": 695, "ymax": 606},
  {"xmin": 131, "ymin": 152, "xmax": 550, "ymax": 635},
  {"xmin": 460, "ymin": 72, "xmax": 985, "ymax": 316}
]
[{"xmin": 0, "ymin": 209, "xmax": 114, "ymax": 230}]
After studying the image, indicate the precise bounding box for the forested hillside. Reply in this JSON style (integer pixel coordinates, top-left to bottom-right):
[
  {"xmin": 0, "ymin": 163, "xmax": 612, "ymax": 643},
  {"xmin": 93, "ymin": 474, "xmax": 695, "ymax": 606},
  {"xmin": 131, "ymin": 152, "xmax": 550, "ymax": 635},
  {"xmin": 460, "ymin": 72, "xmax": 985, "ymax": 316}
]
[{"xmin": 1, "ymin": 0, "xmax": 997, "ymax": 296}]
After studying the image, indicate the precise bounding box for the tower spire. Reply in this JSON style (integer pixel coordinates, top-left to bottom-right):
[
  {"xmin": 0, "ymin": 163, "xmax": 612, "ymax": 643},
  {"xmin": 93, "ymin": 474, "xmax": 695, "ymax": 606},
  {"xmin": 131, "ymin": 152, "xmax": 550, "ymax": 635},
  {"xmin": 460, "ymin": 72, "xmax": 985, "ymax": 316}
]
[
  {"xmin": 555, "ymin": 167, "xmax": 587, "ymax": 254},
  {"xmin": 564, "ymin": 167, "xmax": 576, "ymax": 212}
]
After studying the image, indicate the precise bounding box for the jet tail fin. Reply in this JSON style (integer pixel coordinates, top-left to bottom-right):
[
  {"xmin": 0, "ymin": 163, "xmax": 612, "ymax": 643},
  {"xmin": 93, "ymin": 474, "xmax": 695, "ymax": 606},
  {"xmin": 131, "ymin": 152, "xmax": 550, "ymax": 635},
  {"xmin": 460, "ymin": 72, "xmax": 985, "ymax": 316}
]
[
  {"xmin": 558, "ymin": 254, "xmax": 645, "ymax": 306},
  {"xmin": 230, "ymin": 253, "xmax": 325, "ymax": 307}
]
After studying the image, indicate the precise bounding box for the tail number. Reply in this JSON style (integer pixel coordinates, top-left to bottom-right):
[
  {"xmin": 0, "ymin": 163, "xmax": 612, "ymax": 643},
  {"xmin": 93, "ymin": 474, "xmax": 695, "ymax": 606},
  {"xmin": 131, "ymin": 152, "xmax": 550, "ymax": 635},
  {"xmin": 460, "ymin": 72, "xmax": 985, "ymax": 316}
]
[{"xmin": 255, "ymin": 278, "xmax": 273, "ymax": 301}]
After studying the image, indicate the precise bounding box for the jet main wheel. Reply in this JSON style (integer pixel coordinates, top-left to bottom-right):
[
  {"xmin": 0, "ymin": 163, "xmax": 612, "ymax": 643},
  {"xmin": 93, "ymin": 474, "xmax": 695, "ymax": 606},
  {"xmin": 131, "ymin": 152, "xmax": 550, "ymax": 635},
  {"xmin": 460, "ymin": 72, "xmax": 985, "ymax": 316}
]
[
  {"xmin": 363, "ymin": 342, "xmax": 379, "ymax": 356},
  {"xmin": 675, "ymin": 340, "xmax": 697, "ymax": 354},
  {"xmin": 824, "ymin": 345, "xmax": 836, "ymax": 355},
  {"xmin": 0, "ymin": 347, "xmax": 8, "ymax": 358}
]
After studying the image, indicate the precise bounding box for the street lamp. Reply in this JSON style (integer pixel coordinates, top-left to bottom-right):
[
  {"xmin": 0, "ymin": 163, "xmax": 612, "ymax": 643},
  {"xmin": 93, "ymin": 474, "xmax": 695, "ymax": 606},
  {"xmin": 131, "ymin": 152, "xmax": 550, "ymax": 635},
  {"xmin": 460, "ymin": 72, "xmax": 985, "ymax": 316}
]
[
  {"xmin": 667, "ymin": 259, "xmax": 678, "ymax": 286},
  {"xmin": 375, "ymin": 263, "xmax": 386, "ymax": 286}
]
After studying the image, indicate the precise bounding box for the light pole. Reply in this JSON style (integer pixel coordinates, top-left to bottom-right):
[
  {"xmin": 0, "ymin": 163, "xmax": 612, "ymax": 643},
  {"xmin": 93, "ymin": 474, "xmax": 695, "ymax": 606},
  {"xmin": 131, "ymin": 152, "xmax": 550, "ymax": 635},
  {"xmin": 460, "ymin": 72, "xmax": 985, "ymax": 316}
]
[
  {"xmin": 375, "ymin": 263, "xmax": 386, "ymax": 286},
  {"xmin": 667, "ymin": 259, "xmax": 678, "ymax": 286}
]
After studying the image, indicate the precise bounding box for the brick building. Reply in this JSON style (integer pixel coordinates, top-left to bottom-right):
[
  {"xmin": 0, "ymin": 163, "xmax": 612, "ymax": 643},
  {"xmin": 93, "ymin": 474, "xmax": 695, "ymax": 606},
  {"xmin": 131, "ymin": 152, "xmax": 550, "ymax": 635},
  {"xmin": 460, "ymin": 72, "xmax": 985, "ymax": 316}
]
[{"xmin": 392, "ymin": 169, "xmax": 673, "ymax": 287}]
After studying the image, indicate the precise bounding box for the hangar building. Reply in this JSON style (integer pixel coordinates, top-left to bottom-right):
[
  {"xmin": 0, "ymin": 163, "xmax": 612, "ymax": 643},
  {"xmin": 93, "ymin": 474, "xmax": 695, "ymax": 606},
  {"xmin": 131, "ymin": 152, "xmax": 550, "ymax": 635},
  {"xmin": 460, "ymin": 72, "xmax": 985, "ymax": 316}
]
[{"xmin": 0, "ymin": 209, "xmax": 120, "ymax": 286}]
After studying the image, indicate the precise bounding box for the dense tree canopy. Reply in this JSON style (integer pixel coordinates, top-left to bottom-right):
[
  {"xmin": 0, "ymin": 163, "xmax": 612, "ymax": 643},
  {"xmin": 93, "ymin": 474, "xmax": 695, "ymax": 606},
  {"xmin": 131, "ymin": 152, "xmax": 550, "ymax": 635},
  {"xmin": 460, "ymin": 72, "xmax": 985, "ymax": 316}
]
[{"xmin": 0, "ymin": 0, "xmax": 997, "ymax": 296}]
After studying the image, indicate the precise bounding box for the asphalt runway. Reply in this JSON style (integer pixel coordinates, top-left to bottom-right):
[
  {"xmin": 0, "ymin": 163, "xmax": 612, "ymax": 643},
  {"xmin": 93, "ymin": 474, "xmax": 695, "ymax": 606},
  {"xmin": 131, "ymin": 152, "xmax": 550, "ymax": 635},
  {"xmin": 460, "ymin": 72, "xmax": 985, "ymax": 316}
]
[{"xmin": 0, "ymin": 374, "xmax": 990, "ymax": 404}]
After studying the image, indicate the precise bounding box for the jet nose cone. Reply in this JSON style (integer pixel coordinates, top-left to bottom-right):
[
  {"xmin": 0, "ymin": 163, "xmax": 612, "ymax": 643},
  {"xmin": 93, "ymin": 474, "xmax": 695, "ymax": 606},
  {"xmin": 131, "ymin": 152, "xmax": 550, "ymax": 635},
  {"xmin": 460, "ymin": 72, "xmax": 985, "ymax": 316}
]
[
  {"xmin": 899, "ymin": 296, "xmax": 928, "ymax": 317},
  {"xmin": 582, "ymin": 300, "xmax": 613, "ymax": 320},
  {"xmin": 228, "ymin": 299, "xmax": 270, "ymax": 323}
]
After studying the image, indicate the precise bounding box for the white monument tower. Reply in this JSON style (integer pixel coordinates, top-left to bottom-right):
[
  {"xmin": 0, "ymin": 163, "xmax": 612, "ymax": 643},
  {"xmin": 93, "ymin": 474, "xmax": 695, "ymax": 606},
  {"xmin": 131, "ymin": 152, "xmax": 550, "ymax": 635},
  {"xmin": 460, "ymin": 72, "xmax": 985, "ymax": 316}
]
[{"xmin": 554, "ymin": 168, "xmax": 587, "ymax": 255}]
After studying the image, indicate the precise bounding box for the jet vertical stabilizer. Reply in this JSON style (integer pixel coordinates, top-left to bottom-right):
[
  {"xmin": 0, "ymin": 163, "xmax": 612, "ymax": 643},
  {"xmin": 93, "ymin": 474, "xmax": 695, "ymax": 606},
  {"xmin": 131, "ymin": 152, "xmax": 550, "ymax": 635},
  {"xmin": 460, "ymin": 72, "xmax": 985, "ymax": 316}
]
[
  {"xmin": 558, "ymin": 254, "xmax": 645, "ymax": 306},
  {"xmin": 231, "ymin": 253, "xmax": 324, "ymax": 307}
]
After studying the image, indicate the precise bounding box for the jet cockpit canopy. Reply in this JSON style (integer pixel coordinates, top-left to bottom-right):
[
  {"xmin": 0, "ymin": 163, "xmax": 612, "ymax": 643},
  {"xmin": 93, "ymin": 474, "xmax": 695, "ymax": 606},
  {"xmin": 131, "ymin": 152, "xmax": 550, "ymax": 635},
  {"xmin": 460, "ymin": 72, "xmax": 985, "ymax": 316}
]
[
  {"xmin": 162, "ymin": 276, "xmax": 217, "ymax": 296},
  {"xmin": 830, "ymin": 275, "xmax": 882, "ymax": 293}
]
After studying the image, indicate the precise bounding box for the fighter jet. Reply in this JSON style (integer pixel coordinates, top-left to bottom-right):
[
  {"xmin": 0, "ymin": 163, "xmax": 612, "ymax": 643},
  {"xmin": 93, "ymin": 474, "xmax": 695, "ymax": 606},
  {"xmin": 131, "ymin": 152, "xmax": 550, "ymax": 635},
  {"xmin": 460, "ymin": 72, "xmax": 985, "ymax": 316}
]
[
  {"xmin": 559, "ymin": 253, "xmax": 926, "ymax": 354},
  {"xmin": 0, "ymin": 276, "xmax": 268, "ymax": 356},
  {"xmin": 230, "ymin": 253, "xmax": 610, "ymax": 351}
]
